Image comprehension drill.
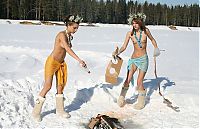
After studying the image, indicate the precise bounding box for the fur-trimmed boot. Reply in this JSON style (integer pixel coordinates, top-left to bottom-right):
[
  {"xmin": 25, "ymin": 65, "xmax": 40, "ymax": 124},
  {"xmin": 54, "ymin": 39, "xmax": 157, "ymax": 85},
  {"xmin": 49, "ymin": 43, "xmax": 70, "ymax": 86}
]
[
  {"xmin": 117, "ymin": 86, "xmax": 129, "ymax": 107},
  {"xmin": 32, "ymin": 96, "xmax": 45, "ymax": 122},
  {"xmin": 134, "ymin": 89, "xmax": 146, "ymax": 110},
  {"xmin": 56, "ymin": 94, "xmax": 71, "ymax": 118}
]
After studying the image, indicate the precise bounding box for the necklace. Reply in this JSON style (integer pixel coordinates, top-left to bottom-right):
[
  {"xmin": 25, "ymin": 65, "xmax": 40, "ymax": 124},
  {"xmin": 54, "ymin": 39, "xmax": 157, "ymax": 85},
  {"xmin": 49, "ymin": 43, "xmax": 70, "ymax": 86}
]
[
  {"xmin": 134, "ymin": 30, "xmax": 142, "ymax": 48},
  {"xmin": 65, "ymin": 30, "xmax": 73, "ymax": 47}
]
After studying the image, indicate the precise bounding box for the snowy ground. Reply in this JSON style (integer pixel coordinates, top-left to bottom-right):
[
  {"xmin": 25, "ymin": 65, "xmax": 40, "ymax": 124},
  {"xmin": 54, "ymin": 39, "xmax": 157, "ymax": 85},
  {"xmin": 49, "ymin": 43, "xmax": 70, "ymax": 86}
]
[{"xmin": 0, "ymin": 19, "xmax": 199, "ymax": 129}]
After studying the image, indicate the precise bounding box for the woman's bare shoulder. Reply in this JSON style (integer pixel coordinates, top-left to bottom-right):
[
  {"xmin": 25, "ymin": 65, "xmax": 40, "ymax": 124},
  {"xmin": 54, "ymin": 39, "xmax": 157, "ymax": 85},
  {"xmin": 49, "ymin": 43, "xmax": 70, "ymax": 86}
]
[
  {"xmin": 57, "ymin": 31, "xmax": 65, "ymax": 36},
  {"xmin": 145, "ymin": 27, "xmax": 150, "ymax": 32},
  {"xmin": 56, "ymin": 31, "xmax": 66, "ymax": 39},
  {"xmin": 127, "ymin": 31, "xmax": 132, "ymax": 34},
  {"xmin": 126, "ymin": 31, "xmax": 132, "ymax": 36}
]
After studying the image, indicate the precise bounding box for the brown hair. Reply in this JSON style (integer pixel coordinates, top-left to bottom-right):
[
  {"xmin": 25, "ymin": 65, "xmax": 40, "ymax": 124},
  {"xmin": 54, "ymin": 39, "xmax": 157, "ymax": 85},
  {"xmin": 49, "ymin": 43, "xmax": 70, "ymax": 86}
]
[
  {"xmin": 63, "ymin": 14, "xmax": 80, "ymax": 26},
  {"xmin": 131, "ymin": 18, "xmax": 146, "ymax": 36}
]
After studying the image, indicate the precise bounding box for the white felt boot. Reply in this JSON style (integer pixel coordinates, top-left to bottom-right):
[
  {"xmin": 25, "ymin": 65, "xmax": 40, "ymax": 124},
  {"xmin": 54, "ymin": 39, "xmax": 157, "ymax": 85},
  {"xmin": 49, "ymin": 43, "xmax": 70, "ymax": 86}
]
[
  {"xmin": 117, "ymin": 86, "xmax": 129, "ymax": 107},
  {"xmin": 56, "ymin": 94, "xmax": 71, "ymax": 118},
  {"xmin": 134, "ymin": 89, "xmax": 146, "ymax": 110},
  {"xmin": 32, "ymin": 96, "xmax": 45, "ymax": 122}
]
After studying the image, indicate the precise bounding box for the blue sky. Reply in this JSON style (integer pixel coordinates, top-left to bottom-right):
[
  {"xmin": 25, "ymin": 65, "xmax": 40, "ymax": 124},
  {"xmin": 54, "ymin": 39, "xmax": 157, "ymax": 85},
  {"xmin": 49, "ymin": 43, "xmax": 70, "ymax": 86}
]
[{"xmin": 130, "ymin": 0, "xmax": 199, "ymax": 5}]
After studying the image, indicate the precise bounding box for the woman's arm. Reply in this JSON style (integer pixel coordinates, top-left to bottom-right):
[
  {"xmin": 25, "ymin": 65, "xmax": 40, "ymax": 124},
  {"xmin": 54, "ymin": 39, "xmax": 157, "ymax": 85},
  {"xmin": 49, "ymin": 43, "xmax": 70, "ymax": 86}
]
[
  {"xmin": 146, "ymin": 28, "xmax": 160, "ymax": 57},
  {"xmin": 59, "ymin": 33, "xmax": 86, "ymax": 66},
  {"xmin": 117, "ymin": 31, "xmax": 131, "ymax": 55},
  {"xmin": 145, "ymin": 28, "xmax": 158, "ymax": 48}
]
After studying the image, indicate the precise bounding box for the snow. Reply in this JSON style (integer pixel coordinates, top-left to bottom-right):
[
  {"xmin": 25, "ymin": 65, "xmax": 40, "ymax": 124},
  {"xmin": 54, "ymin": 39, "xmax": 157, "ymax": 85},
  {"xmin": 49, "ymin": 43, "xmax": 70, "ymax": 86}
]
[{"xmin": 0, "ymin": 20, "xmax": 199, "ymax": 129}]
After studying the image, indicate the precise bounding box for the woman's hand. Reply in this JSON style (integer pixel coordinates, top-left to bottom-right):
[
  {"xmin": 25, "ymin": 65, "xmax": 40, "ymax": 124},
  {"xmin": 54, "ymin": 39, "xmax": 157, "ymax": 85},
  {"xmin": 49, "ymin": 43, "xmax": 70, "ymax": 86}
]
[
  {"xmin": 153, "ymin": 47, "xmax": 161, "ymax": 57},
  {"xmin": 112, "ymin": 46, "xmax": 120, "ymax": 59},
  {"xmin": 112, "ymin": 51, "xmax": 118, "ymax": 59},
  {"xmin": 79, "ymin": 60, "xmax": 87, "ymax": 68},
  {"xmin": 79, "ymin": 60, "xmax": 91, "ymax": 73}
]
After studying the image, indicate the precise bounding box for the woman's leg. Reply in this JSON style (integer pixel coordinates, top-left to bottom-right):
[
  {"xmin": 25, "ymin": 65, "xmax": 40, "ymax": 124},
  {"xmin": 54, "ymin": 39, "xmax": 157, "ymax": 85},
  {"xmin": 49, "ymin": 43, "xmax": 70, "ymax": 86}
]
[
  {"xmin": 32, "ymin": 76, "xmax": 53, "ymax": 122},
  {"xmin": 55, "ymin": 66, "xmax": 65, "ymax": 94},
  {"xmin": 118, "ymin": 64, "xmax": 137, "ymax": 107},
  {"xmin": 134, "ymin": 70, "xmax": 147, "ymax": 110},
  {"xmin": 137, "ymin": 70, "xmax": 146, "ymax": 90},
  {"xmin": 124, "ymin": 64, "xmax": 137, "ymax": 86},
  {"xmin": 56, "ymin": 83, "xmax": 64, "ymax": 94},
  {"xmin": 54, "ymin": 70, "xmax": 70, "ymax": 118},
  {"xmin": 39, "ymin": 76, "xmax": 53, "ymax": 97}
]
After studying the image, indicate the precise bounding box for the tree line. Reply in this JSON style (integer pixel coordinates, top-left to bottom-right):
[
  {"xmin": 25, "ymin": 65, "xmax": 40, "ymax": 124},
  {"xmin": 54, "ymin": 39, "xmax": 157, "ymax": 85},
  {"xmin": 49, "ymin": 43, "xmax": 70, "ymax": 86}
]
[{"xmin": 0, "ymin": 0, "xmax": 199, "ymax": 27}]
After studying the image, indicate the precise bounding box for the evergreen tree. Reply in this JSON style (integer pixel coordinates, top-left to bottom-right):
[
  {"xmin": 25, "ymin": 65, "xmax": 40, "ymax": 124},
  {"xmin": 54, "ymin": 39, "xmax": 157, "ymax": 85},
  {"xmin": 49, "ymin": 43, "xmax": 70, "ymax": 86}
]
[{"xmin": 0, "ymin": 0, "xmax": 199, "ymax": 26}]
